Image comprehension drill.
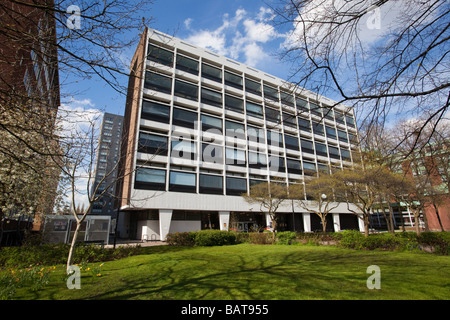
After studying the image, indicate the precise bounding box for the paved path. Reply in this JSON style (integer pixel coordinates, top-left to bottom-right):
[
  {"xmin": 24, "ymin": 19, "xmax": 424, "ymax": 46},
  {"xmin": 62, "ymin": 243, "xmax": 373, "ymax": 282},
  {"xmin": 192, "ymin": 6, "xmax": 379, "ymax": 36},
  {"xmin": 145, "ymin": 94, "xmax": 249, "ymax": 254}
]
[{"xmin": 105, "ymin": 240, "xmax": 168, "ymax": 248}]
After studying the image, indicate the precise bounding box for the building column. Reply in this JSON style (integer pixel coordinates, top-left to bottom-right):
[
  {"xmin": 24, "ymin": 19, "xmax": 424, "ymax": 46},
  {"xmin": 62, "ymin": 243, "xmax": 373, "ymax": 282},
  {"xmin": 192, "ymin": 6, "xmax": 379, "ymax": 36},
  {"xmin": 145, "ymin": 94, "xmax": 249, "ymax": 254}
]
[
  {"xmin": 332, "ymin": 213, "xmax": 341, "ymax": 232},
  {"xmin": 265, "ymin": 213, "xmax": 273, "ymax": 231},
  {"xmin": 159, "ymin": 209, "xmax": 173, "ymax": 241},
  {"xmin": 219, "ymin": 211, "xmax": 230, "ymax": 231},
  {"xmin": 358, "ymin": 214, "xmax": 365, "ymax": 233},
  {"xmin": 303, "ymin": 213, "xmax": 311, "ymax": 232}
]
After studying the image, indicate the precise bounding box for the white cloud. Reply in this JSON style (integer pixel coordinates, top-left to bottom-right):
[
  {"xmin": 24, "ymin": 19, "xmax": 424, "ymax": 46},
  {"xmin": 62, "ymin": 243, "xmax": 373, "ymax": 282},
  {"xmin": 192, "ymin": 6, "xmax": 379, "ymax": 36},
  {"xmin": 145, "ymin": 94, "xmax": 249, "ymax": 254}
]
[
  {"xmin": 56, "ymin": 97, "xmax": 104, "ymax": 211},
  {"xmin": 183, "ymin": 7, "xmax": 285, "ymax": 68}
]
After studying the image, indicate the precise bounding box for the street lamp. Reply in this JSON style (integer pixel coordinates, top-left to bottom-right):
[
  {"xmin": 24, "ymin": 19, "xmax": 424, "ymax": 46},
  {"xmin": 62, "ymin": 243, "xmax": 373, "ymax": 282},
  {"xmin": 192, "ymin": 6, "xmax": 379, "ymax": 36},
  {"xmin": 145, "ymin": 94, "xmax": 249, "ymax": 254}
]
[{"xmin": 321, "ymin": 193, "xmax": 327, "ymax": 201}]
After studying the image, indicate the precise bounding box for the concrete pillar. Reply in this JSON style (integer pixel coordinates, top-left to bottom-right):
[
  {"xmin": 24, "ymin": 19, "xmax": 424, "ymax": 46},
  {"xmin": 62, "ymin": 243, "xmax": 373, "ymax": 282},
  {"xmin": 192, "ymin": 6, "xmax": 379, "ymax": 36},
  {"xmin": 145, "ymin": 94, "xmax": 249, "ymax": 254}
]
[
  {"xmin": 219, "ymin": 211, "xmax": 230, "ymax": 231},
  {"xmin": 358, "ymin": 214, "xmax": 365, "ymax": 232},
  {"xmin": 265, "ymin": 213, "xmax": 273, "ymax": 231},
  {"xmin": 303, "ymin": 213, "xmax": 311, "ymax": 232},
  {"xmin": 332, "ymin": 213, "xmax": 341, "ymax": 232},
  {"xmin": 159, "ymin": 209, "xmax": 173, "ymax": 241}
]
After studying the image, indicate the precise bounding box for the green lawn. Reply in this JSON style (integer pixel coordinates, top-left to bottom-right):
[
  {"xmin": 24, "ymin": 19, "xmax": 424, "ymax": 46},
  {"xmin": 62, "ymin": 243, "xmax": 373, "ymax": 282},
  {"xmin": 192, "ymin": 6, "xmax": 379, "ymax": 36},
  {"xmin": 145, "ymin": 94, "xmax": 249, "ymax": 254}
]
[{"xmin": 6, "ymin": 244, "xmax": 450, "ymax": 300}]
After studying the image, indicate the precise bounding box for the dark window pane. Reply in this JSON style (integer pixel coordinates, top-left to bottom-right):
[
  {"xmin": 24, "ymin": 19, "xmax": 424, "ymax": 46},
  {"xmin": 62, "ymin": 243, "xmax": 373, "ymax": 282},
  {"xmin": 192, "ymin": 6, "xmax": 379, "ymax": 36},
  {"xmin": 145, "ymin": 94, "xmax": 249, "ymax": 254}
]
[
  {"xmin": 338, "ymin": 129, "xmax": 348, "ymax": 143},
  {"xmin": 144, "ymin": 72, "xmax": 172, "ymax": 94},
  {"xmin": 174, "ymin": 80, "xmax": 198, "ymax": 101},
  {"xmin": 226, "ymin": 177, "xmax": 247, "ymax": 195},
  {"xmin": 176, "ymin": 54, "xmax": 199, "ymax": 75},
  {"xmin": 225, "ymin": 94, "xmax": 244, "ymax": 112},
  {"xmin": 148, "ymin": 44, "xmax": 173, "ymax": 67},
  {"xmin": 202, "ymin": 63, "xmax": 222, "ymax": 82},
  {"xmin": 263, "ymin": 85, "xmax": 278, "ymax": 101},
  {"xmin": 328, "ymin": 146, "xmax": 340, "ymax": 159},
  {"xmin": 285, "ymin": 134, "xmax": 299, "ymax": 151},
  {"xmin": 287, "ymin": 159, "xmax": 302, "ymax": 174},
  {"xmin": 225, "ymin": 120, "xmax": 245, "ymax": 139},
  {"xmin": 141, "ymin": 100, "xmax": 170, "ymax": 123},
  {"xmin": 246, "ymin": 101, "xmax": 263, "ymax": 118},
  {"xmin": 201, "ymin": 114, "xmax": 222, "ymax": 132},
  {"xmin": 301, "ymin": 139, "xmax": 314, "ymax": 154},
  {"xmin": 201, "ymin": 88, "xmax": 222, "ymax": 107},
  {"xmin": 315, "ymin": 142, "xmax": 328, "ymax": 157},
  {"xmin": 265, "ymin": 106, "xmax": 280, "ymax": 122},
  {"xmin": 298, "ymin": 117, "xmax": 311, "ymax": 132},
  {"xmin": 283, "ymin": 112, "xmax": 297, "ymax": 128},
  {"xmin": 172, "ymin": 107, "xmax": 197, "ymax": 128},
  {"xmin": 312, "ymin": 121, "xmax": 324, "ymax": 136},
  {"xmin": 303, "ymin": 161, "xmax": 317, "ymax": 176},
  {"xmin": 224, "ymin": 71, "xmax": 242, "ymax": 89},
  {"xmin": 135, "ymin": 168, "xmax": 166, "ymax": 190},
  {"xmin": 245, "ymin": 78, "xmax": 261, "ymax": 95},
  {"xmin": 199, "ymin": 174, "xmax": 223, "ymax": 194},
  {"xmin": 280, "ymin": 92, "xmax": 294, "ymax": 106},
  {"xmin": 326, "ymin": 125, "xmax": 336, "ymax": 139},
  {"xmin": 138, "ymin": 133, "xmax": 168, "ymax": 155}
]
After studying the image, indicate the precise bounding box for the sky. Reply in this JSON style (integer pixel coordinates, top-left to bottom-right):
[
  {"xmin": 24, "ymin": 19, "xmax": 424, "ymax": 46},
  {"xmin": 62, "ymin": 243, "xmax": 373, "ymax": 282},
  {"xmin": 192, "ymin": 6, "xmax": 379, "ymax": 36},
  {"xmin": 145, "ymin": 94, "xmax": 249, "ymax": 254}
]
[{"xmin": 61, "ymin": 0, "xmax": 292, "ymax": 119}]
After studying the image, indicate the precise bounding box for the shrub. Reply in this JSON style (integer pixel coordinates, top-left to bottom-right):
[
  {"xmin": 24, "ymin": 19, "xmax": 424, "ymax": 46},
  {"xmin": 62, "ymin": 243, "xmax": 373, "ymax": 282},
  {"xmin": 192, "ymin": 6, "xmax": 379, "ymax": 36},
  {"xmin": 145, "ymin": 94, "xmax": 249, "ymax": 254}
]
[
  {"xmin": 166, "ymin": 232, "xmax": 197, "ymax": 246},
  {"xmin": 417, "ymin": 232, "xmax": 450, "ymax": 255},
  {"xmin": 339, "ymin": 230, "xmax": 365, "ymax": 249},
  {"xmin": 194, "ymin": 230, "xmax": 237, "ymax": 247},
  {"xmin": 247, "ymin": 232, "xmax": 274, "ymax": 245},
  {"xmin": 0, "ymin": 243, "xmax": 143, "ymax": 268},
  {"xmin": 276, "ymin": 231, "xmax": 297, "ymax": 245}
]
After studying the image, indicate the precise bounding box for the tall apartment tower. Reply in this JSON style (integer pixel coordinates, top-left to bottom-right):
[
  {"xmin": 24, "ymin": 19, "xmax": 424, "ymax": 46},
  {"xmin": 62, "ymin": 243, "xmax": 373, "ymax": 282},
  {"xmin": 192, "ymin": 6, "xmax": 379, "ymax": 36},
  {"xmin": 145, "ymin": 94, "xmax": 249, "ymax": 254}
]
[
  {"xmin": 0, "ymin": 0, "xmax": 60, "ymax": 240},
  {"xmin": 91, "ymin": 113, "xmax": 123, "ymax": 218},
  {"xmin": 116, "ymin": 28, "xmax": 363, "ymax": 241}
]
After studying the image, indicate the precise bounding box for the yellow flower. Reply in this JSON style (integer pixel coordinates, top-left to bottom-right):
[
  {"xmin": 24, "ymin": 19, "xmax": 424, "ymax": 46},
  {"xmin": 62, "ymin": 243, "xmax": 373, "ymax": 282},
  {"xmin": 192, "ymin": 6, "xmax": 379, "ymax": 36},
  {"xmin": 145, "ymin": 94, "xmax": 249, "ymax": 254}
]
[{"xmin": 96, "ymin": 273, "xmax": 101, "ymax": 277}]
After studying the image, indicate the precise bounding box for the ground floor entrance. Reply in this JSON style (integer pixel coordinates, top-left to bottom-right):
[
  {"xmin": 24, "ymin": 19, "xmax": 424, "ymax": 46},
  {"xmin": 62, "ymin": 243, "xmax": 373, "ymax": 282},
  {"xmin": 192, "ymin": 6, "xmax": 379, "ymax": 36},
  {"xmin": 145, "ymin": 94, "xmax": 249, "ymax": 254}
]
[{"xmin": 118, "ymin": 210, "xmax": 363, "ymax": 241}]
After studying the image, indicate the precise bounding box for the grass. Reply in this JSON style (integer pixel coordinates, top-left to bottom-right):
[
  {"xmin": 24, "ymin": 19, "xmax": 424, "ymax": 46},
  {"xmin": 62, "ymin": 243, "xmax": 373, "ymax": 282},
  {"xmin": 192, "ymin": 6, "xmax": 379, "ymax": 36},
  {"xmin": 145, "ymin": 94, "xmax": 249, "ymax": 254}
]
[{"xmin": 4, "ymin": 244, "xmax": 450, "ymax": 300}]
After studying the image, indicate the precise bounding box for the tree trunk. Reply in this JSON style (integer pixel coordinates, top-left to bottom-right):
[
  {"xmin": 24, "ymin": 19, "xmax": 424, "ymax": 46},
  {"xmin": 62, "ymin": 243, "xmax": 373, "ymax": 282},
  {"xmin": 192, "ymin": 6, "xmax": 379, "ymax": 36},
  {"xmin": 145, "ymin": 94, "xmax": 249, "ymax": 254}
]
[
  {"xmin": 321, "ymin": 214, "xmax": 327, "ymax": 233},
  {"xmin": 66, "ymin": 221, "xmax": 81, "ymax": 273},
  {"xmin": 414, "ymin": 208, "xmax": 421, "ymax": 236},
  {"xmin": 364, "ymin": 213, "xmax": 370, "ymax": 238},
  {"xmin": 433, "ymin": 203, "xmax": 445, "ymax": 232}
]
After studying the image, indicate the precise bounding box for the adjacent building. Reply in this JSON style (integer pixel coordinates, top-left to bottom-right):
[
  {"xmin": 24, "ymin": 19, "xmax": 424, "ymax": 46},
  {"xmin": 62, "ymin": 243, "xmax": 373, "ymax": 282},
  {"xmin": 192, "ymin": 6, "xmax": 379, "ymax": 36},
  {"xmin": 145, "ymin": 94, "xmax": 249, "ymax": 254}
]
[
  {"xmin": 0, "ymin": 0, "xmax": 60, "ymax": 245},
  {"xmin": 91, "ymin": 112, "xmax": 123, "ymax": 218},
  {"xmin": 116, "ymin": 28, "xmax": 363, "ymax": 241}
]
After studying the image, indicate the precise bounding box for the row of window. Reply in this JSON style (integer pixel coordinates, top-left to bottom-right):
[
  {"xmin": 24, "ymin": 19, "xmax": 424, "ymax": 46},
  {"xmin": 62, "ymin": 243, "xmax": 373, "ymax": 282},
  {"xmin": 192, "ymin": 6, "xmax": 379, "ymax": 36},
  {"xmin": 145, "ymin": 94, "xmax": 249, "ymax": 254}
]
[
  {"xmin": 134, "ymin": 167, "xmax": 328, "ymax": 195},
  {"xmin": 138, "ymin": 131, "xmax": 353, "ymax": 164},
  {"xmin": 144, "ymin": 71, "xmax": 356, "ymax": 129},
  {"xmin": 141, "ymin": 99, "xmax": 358, "ymax": 144},
  {"xmin": 146, "ymin": 45, "xmax": 356, "ymax": 127}
]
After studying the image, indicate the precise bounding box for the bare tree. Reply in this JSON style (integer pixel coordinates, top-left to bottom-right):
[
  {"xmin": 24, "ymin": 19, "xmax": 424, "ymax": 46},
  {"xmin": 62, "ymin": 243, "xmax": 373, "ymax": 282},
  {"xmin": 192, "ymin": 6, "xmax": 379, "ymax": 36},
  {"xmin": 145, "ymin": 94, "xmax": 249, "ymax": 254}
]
[
  {"xmin": 290, "ymin": 172, "xmax": 339, "ymax": 233},
  {"xmin": 243, "ymin": 181, "xmax": 289, "ymax": 238},
  {"xmin": 0, "ymin": 0, "xmax": 153, "ymax": 242},
  {"xmin": 273, "ymin": 0, "xmax": 449, "ymax": 150}
]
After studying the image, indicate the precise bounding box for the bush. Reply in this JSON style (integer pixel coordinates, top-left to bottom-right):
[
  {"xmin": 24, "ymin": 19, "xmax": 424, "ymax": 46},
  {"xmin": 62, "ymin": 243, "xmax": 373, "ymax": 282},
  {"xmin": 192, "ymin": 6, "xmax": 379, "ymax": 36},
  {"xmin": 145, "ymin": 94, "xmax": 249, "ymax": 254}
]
[
  {"xmin": 166, "ymin": 230, "xmax": 238, "ymax": 247},
  {"xmin": 247, "ymin": 232, "xmax": 274, "ymax": 245},
  {"xmin": 417, "ymin": 232, "xmax": 450, "ymax": 255},
  {"xmin": 339, "ymin": 230, "xmax": 365, "ymax": 249},
  {"xmin": 195, "ymin": 230, "xmax": 237, "ymax": 247},
  {"xmin": 276, "ymin": 231, "xmax": 297, "ymax": 245},
  {"xmin": 0, "ymin": 243, "xmax": 142, "ymax": 268},
  {"xmin": 166, "ymin": 232, "xmax": 196, "ymax": 246}
]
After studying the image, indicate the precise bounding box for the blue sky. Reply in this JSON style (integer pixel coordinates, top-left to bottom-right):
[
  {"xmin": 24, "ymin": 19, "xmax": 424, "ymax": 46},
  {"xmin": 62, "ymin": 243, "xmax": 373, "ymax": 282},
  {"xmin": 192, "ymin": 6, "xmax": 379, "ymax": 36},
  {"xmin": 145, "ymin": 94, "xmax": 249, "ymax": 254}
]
[{"xmin": 61, "ymin": 0, "xmax": 292, "ymax": 118}]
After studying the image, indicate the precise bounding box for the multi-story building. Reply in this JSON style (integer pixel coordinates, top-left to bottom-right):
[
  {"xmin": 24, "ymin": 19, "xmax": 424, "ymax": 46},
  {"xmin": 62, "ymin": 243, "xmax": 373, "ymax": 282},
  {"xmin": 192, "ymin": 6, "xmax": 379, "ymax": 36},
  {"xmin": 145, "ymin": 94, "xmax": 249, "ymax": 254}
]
[
  {"xmin": 116, "ymin": 28, "xmax": 363, "ymax": 241},
  {"xmin": 0, "ymin": 0, "xmax": 60, "ymax": 244},
  {"xmin": 91, "ymin": 113, "xmax": 123, "ymax": 218}
]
